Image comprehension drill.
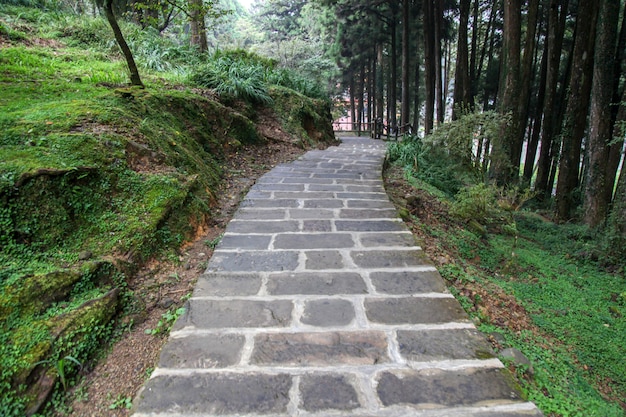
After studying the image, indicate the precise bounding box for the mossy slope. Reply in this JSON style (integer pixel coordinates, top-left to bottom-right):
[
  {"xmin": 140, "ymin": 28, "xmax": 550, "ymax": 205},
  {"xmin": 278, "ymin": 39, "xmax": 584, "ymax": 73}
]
[{"xmin": 0, "ymin": 11, "xmax": 335, "ymax": 414}]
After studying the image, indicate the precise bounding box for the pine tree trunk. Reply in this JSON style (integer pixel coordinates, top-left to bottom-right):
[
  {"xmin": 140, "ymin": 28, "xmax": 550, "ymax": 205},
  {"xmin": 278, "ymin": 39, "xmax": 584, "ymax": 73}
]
[
  {"xmin": 584, "ymin": 0, "xmax": 620, "ymax": 227},
  {"xmin": 423, "ymin": 0, "xmax": 435, "ymax": 134},
  {"xmin": 555, "ymin": 0, "xmax": 598, "ymax": 221},
  {"xmin": 401, "ymin": 0, "xmax": 410, "ymax": 128},
  {"xmin": 452, "ymin": 0, "xmax": 471, "ymax": 120},
  {"xmin": 104, "ymin": 0, "xmax": 143, "ymax": 87},
  {"xmin": 492, "ymin": 0, "xmax": 521, "ymax": 185},
  {"xmin": 535, "ymin": 0, "xmax": 566, "ymax": 196},
  {"xmin": 434, "ymin": 0, "xmax": 444, "ymax": 125}
]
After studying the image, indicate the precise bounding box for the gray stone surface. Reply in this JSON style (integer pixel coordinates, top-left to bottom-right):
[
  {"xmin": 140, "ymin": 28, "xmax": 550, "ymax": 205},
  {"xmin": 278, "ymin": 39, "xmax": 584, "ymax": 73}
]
[
  {"xmin": 305, "ymin": 250, "xmax": 345, "ymax": 269},
  {"xmin": 158, "ymin": 334, "xmax": 245, "ymax": 368},
  {"xmin": 267, "ymin": 272, "xmax": 367, "ymax": 295},
  {"xmin": 370, "ymin": 270, "xmax": 447, "ymax": 294},
  {"xmin": 352, "ymin": 249, "xmax": 432, "ymax": 268},
  {"xmin": 300, "ymin": 375, "xmax": 360, "ymax": 411},
  {"xmin": 218, "ymin": 234, "xmax": 272, "ymax": 250},
  {"xmin": 132, "ymin": 138, "xmax": 542, "ymax": 417},
  {"xmin": 208, "ymin": 251, "xmax": 299, "ymax": 272},
  {"xmin": 359, "ymin": 232, "xmax": 416, "ymax": 247},
  {"xmin": 175, "ymin": 299, "xmax": 293, "ymax": 329},
  {"xmin": 376, "ymin": 368, "xmax": 521, "ymax": 407},
  {"xmin": 365, "ymin": 297, "xmax": 469, "ymax": 324},
  {"xmin": 397, "ymin": 329, "xmax": 495, "ymax": 361},
  {"xmin": 301, "ymin": 299, "xmax": 355, "ymax": 326},
  {"xmin": 336, "ymin": 220, "xmax": 406, "ymax": 232},
  {"xmin": 194, "ymin": 272, "xmax": 262, "ymax": 297},
  {"xmin": 273, "ymin": 233, "xmax": 354, "ymax": 249},
  {"xmin": 136, "ymin": 374, "xmax": 291, "ymax": 414},
  {"xmin": 251, "ymin": 331, "xmax": 389, "ymax": 365}
]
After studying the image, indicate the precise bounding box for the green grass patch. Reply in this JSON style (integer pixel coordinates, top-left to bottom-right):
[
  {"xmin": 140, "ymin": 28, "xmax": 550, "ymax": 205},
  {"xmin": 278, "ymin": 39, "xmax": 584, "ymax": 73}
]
[{"xmin": 393, "ymin": 162, "xmax": 626, "ymax": 416}]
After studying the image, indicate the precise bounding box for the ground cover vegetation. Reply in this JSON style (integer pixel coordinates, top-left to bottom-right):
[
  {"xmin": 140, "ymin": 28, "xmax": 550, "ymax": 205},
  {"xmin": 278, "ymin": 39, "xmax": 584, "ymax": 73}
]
[
  {"xmin": 0, "ymin": 0, "xmax": 335, "ymax": 414},
  {"xmin": 386, "ymin": 115, "xmax": 626, "ymax": 416}
]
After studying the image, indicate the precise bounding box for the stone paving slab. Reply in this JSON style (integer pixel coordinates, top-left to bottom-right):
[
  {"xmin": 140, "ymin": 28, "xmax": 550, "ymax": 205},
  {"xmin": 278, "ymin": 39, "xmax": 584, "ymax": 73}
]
[{"xmin": 133, "ymin": 137, "xmax": 543, "ymax": 416}]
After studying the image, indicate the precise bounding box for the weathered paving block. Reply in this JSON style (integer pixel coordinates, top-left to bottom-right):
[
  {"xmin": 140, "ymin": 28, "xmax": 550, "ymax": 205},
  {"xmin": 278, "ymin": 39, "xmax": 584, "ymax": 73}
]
[
  {"xmin": 218, "ymin": 234, "xmax": 272, "ymax": 250},
  {"xmin": 300, "ymin": 374, "xmax": 360, "ymax": 411},
  {"xmin": 352, "ymin": 249, "xmax": 432, "ymax": 268},
  {"xmin": 304, "ymin": 199, "xmax": 345, "ymax": 208},
  {"xmin": 135, "ymin": 373, "xmax": 291, "ymax": 414},
  {"xmin": 208, "ymin": 251, "xmax": 299, "ymax": 272},
  {"xmin": 359, "ymin": 232, "xmax": 416, "ymax": 248},
  {"xmin": 336, "ymin": 192, "xmax": 387, "ymax": 200},
  {"xmin": 274, "ymin": 191, "xmax": 336, "ymax": 199},
  {"xmin": 397, "ymin": 329, "xmax": 495, "ymax": 361},
  {"xmin": 301, "ymin": 299, "xmax": 355, "ymax": 326},
  {"xmin": 369, "ymin": 270, "xmax": 447, "ymax": 294},
  {"xmin": 254, "ymin": 183, "xmax": 305, "ymax": 191},
  {"xmin": 288, "ymin": 209, "xmax": 336, "ymax": 219},
  {"xmin": 251, "ymin": 331, "xmax": 389, "ymax": 365},
  {"xmin": 267, "ymin": 272, "xmax": 367, "ymax": 295},
  {"xmin": 305, "ymin": 250, "xmax": 344, "ymax": 270},
  {"xmin": 346, "ymin": 185, "xmax": 385, "ymax": 192},
  {"xmin": 471, "ymin": 409, "xmax": 544, "ymax": 417},
  {"xmin": 234, "ymin": 208, "xmax": 286, "ymax": 220},
  {"xmin": 240, "ymin": 198, "xmax": 299, "ymax": 208},
  {"xmin": 226, "ymin": 220, "xmax": 299, "ymax": 234},
  {"xmin": 283, "ymin": 177, "xmax": 333, "ymax": 184},
  {"xmin": 376, "ymin": 368, "xmax": 521, "ymax": 407},
  {"xmin": 336, "ymin": 220, "xmax": 406, "ymax": 232},
  {"xmin": 308, "ymin": 184, "xmax": 346, "ymax": 192},
  {"xmin": 339, "ymin": 209, "xmax": 398, "ymax": 219},
  {"xmin": 174, "ymin": 299, "xmax": 293, "ymax": 329},
  {"xmin": 158, "ymin": 334, "xmax": 245, "ymax": 368},
  {"xmin": 302, "ymin": 220, "xmax": 333, "ymax": 232},
  {"xmin": 194, "ymin": 272, "xmax": 262, "ymax": 297},
  {"xmin": 273, "ymin": 233, "xmax": 354, "ymax": 249},
  {"xmin": 346, "ymin": 200, "xmax": 393, "ymax": 209},
  {"xmin": 365, "ymin": 297, "xmax": 468, "ymax": 324}
]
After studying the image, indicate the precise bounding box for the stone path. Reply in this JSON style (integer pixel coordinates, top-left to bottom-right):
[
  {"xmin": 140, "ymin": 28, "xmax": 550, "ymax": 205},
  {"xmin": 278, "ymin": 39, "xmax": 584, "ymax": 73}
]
[{"xmin": 133, "ymin": 137, "xmax": 543, "ymax": 417}]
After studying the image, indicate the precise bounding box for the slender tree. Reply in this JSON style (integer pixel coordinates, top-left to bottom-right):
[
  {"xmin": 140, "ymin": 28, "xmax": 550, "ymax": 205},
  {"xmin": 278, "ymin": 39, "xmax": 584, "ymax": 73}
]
[
  {"xmin": 584, "ymin": 0, "xmax": 621, "ymax": 227},
  {"xmin": 452, "ymin": 0, "xmax": 471, "ymax": 120},
  {"xmin": 555, "ymin": 0, "xmax": 598, "ymax": 221},
  {"xmin": 104, "ymin": 0, "xmax": 144, "ymax": 87}
]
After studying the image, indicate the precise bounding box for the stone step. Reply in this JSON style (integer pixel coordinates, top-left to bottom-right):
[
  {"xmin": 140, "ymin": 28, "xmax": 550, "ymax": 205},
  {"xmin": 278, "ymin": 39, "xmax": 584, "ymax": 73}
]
[{"xmin": 131, "ymin": 137, "xmax": 543, "ymax": 417}]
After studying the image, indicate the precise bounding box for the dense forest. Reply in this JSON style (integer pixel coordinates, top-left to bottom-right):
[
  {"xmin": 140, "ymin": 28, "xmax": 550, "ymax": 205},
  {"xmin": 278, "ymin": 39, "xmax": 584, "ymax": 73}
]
[{"xmin": 1, "ymin": 0, "xmax": 626, "ymax": 415}]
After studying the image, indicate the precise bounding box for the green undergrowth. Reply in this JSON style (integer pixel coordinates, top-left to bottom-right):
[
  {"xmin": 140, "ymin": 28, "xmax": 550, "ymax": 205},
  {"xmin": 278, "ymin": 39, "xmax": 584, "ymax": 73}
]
[
  {"xmin": 0, "ymin": 5, "xmax": 334, "ymax": 415},
  {"xmin": 394, "ymin": 171, "xmax": 626, "ymax": 416}
]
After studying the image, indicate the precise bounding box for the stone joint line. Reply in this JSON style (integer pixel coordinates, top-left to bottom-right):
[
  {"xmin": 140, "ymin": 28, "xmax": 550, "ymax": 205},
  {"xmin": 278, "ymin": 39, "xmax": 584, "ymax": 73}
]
[{"xmin": 133, "ymin": 138, "xmax": 543, "ymax": 417}]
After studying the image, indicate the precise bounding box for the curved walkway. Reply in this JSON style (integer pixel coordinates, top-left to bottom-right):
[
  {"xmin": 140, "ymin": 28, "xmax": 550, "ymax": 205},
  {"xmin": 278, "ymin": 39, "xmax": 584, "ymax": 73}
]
[{"xmin": 133, "ymin": 137, "xmax": 542, "ymax": 417}]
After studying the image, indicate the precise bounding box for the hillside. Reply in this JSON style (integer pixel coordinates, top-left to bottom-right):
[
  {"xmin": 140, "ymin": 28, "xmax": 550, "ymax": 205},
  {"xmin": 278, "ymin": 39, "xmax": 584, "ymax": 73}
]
[{"xmin": 0, "ymin": 5, "xmax": 336, "ymax": 415}]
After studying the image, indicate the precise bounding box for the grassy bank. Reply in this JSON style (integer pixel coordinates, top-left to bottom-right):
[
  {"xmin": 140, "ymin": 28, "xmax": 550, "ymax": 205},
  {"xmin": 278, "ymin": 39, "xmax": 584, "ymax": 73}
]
[{"xmin": 0, "ymin": 5, "xmax": 335, "ymax": 415}]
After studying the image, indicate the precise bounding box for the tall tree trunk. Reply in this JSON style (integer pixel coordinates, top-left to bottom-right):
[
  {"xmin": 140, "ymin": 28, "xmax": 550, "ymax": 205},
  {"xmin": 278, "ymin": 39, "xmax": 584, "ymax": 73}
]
[
  {"xmin": 401, "ymin": 0, "xmax": 410, "ymax": 128},
  {"xmin": 434, "ymin": 0, "xmax": 444, "ymax": 125},
  {"xmin": 516, "ymin": 0, "xmax": 540, "ymax": 150},
  {"xmin": 104, "ymin": 0, "xmax": 143, "ymax": 87},
  {"xmin": 555, "ymin": 0, "xmax": 598, "ymax": 221},
  {"xmin": 523, "ymin": 22, "xmax": 549, "ymax": 183},
  {"xmin": 349, "ymin": 74, "xmax": 356, "ymax": 130},
  {"xmin": 604, "ymin": 2, "xmax": 626, "ymax": 202},
  {"xmin": 390, "ymin": 3, "xmax": 398, "ymax": 130},
  {"xmin": 189, "ymin": 0, "xmax": 207, "ymax": 52},
  {"xmin": 357, "ymin": 65, "xmax": 365, "ymax": 131},
  {"xmin": 535, "ymin": 0, "xmax": 566, "ymax": 196},
  {"xmin": 584, "ymin": 0, "xmax": 620, "ymax": 227},
  {"xmin": 376, "ymin": 43, "xmax": 385, "ymax": 122},
  {"xmin": 452, "ymin": 0, "xmax": 471, "ymax": 120},
  {"xmin": 492, "ymin": 0, "xmax": 521, "ymax": 185},
  {"xmin": 469, "ymin": 0, "xmax": 479, "ymax": 102},
  {"xmin": 423, "ymin": 0, "xmax": 435, "ymax": 134}
]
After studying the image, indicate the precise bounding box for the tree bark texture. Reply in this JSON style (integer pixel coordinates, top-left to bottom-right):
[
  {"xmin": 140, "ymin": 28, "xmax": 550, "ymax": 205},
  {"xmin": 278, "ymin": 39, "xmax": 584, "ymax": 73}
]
[
  {"xmin": 584, "ymin": 0, "xmax": 620, "ymax": 227},
  {"xmin": 555, "ymin": 0, "xmax": 598, "ymax": 221},
  {"xmin": 104, "ymin": 0, "xmax": 144, "ymax": 87},
  {"xmin": 452, "ymin": 0, "xmax": 471, "ymax": 120}
]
